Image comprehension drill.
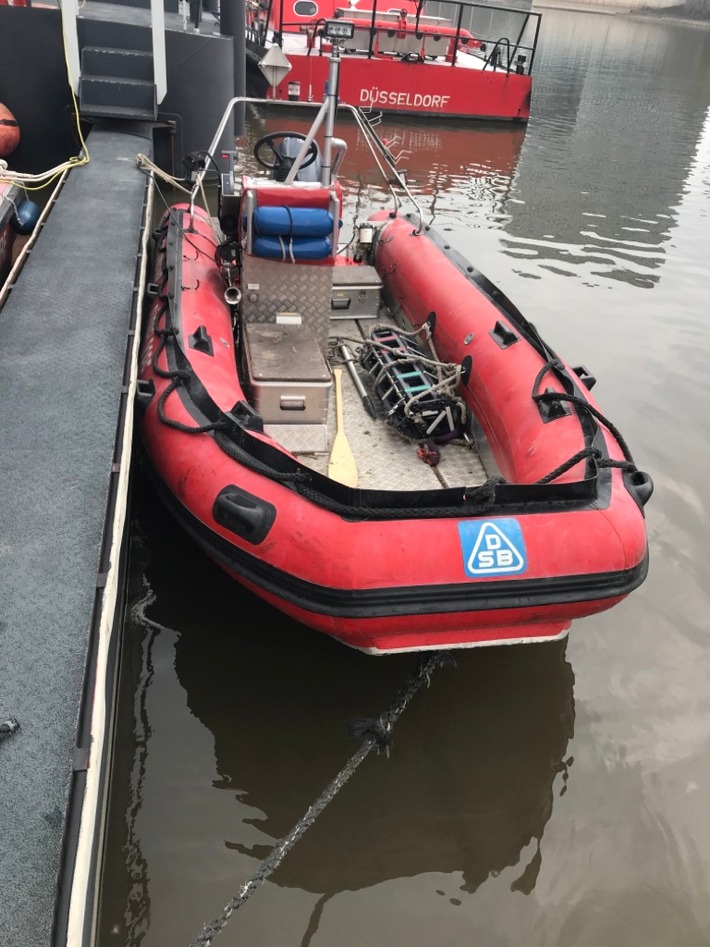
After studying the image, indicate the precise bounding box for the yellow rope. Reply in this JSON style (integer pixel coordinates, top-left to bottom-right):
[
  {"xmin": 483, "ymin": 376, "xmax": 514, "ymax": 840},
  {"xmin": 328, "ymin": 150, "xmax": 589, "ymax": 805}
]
[{"xmin": 0, "ymin": 4, "xmax": 89, "ymax": 191}]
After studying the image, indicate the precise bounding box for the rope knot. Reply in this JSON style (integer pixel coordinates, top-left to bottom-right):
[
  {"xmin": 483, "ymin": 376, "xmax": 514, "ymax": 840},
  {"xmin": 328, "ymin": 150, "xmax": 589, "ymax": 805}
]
[
  {"xmin": 427, "ymin": 651, "xmax": 457, "ymax": 674},
  {"xmin": 0, "ymin": 716, "xmax": 20, "ymax": 745},
  {"xmin": 463, "ymin": 476, "xmax": 505, "ymax": 507},
  {"xmin": 348, "ymin": 716, "xmax": 393, "ymax": 753},
  {"xmin": 532, "ymin": 389, "xmax": 560, "ymax": 404}
]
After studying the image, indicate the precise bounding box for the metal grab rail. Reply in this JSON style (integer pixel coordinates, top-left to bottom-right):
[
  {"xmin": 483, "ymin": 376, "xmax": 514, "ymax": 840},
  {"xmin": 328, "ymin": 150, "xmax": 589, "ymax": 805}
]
[
  {"xmin": 483, "ymin": 36, "xmax": 510, "ymax": 71},
  {"xmin": 188, "ymin": 94, "xmax": 424, "ymax": 234},
  {"xmin": 261, "ymin": 0, "xmax": 540, "ymax": 76}
]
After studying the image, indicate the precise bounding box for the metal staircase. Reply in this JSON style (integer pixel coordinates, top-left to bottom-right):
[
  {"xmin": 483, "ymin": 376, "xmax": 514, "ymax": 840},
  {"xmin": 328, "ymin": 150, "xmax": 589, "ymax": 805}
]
[
  {"xmin": 61, "ymin": 0, "xmax": 167, "ymax": 121},
  {"xmin": 80, "ymin": 32, "xmax": 157, "ymax": 119}
]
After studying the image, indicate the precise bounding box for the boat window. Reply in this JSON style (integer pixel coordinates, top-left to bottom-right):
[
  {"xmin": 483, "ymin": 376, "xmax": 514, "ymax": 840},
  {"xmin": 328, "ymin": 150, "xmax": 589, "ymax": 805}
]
[{"xmin": 294, "ymin": 0, "xmax": 318, "ymax": 14}]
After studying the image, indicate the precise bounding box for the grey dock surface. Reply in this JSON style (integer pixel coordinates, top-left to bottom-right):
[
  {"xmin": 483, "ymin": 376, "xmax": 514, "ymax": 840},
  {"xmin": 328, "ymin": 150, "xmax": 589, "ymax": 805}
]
[{"xmin": 0, "ymin": 126, "xmax": 151, "ymax": 947}]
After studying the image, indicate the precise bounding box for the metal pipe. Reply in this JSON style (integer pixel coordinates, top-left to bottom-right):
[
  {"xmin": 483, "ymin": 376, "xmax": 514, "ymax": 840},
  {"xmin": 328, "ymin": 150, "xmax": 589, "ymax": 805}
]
[
  {"xmin": 368, "ymin": 0, "xmax": 377, "ymax": 59},
  {"xmin": 339, "ymin": 343, "xmax": 377, "ymax": 418},
  {"xmin": 451, "ymin": 3, "xmax": 464, "ymax": 67},
  {"xmin": 320, "ymin": 45, "xmax": 341, "ymax": 186},
  {"xmin": 187, "ymin": 94, "xmax": 424, "ymax": 232},
  {"xmin": 282, "ymin": 96, "xmax": 330, "ymax": 186}
]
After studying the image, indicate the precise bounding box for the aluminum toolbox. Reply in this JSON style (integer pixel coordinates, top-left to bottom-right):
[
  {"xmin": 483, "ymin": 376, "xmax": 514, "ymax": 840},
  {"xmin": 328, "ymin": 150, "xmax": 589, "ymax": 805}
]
[
  {"xmin": 331, "ymin": 264, "xmax": 383, "ymax": 320},
  {"xmin": 244, "ymin": 323, "xmax": 332, "ymax": 425}
]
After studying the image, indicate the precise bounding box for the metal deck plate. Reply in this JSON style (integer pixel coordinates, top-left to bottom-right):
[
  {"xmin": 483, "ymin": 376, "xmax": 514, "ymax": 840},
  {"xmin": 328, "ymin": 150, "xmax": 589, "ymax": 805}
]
[
  {"xmin": 0, "ymin": 127, "xmax": 150, "ymax": 947},
  {"xmin": 292, "ymin": 317, "xmax": 488, "ymax": 490}
]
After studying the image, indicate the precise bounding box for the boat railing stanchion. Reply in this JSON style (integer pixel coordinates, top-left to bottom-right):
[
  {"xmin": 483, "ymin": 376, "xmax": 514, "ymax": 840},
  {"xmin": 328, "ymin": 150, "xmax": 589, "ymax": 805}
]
[
  {"xmin": 349, "ymin": 104, "xmax": 424, "ymax": 233},
  {"xmin": 188, "ymin": 94, "xmax": 249, "ymax": 228}
]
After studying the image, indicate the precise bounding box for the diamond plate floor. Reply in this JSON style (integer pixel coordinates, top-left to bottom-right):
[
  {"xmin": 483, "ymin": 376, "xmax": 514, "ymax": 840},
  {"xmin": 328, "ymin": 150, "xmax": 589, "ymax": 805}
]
[
  {"xmin": 0, "ymin": 126, "xmax": 151, "ymax": 947},
  {"xmin": 291, "ymin": 317, "xmax": 488, "ymax": 489}
]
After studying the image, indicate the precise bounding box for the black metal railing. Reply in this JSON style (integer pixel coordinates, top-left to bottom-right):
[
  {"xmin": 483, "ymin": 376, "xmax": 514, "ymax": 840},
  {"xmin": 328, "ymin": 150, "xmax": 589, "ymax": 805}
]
[{"xmin": 254, "ymin": 0, "xmax": 540, "ymax": 76}]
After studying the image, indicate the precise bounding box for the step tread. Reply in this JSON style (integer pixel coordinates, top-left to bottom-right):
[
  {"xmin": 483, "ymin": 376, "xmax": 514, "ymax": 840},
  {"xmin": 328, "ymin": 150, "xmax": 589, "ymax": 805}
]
[
  {"xmin": 79, "ymin": 103, "xmax": 157, "ymax": 119},
  {"xmin": 81, "ymin": 74, "xmax": 155, "ymax": 86},
  {"xmin": 83, "ymin": 45, "xmax": 153, "ymax": 57}
]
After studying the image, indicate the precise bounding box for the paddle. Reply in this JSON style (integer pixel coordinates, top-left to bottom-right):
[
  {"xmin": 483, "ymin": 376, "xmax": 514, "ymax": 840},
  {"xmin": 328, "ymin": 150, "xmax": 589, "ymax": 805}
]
[{"xmin": 328, "ymin": 368, "xmax": 358, "ymax": 488}]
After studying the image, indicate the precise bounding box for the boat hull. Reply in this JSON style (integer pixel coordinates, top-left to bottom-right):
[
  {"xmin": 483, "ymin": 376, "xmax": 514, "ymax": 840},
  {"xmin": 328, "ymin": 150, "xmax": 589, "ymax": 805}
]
[
  {"xmin": 0, "ymin": 181, "xmax": 19, "ymax": 286},
  {"xmin": 141, "ymin": 444, "xmax": 647, "ymax": 653},
  {"xmin": 138, "ymin": 207, "xmax": 651, "ymax": 654},
  {"xmin": 246, "ymin": 47, "xmax": 531, "ymax": 122}
]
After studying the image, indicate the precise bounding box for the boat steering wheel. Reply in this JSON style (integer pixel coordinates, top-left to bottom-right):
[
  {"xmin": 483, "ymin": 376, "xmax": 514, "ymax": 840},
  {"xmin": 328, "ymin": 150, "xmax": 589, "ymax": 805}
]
[{"xmin": 253, "ymin": 132, "xmax": 319, "ymax": 172}]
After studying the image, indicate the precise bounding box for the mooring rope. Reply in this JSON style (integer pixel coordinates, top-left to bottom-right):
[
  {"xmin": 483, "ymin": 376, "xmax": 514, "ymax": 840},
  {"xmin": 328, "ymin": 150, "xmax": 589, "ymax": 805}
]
[
  {"xmin": 0, "ymin": 716, "xmax": 20, "ymax": 746},
  {"xmin": 188, "ymin": 650, "xmax": 454, "ymax": 947}
]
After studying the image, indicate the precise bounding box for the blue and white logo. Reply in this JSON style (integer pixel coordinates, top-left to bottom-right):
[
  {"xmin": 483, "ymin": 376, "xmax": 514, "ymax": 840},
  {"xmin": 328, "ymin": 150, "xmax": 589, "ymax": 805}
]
[{"xmin": 458, "ymin": 519, "xmax": 527, "ymax": 578}]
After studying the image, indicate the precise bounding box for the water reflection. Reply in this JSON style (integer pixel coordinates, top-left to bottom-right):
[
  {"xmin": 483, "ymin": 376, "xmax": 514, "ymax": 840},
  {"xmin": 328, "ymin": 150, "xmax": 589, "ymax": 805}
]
[
  {"xmin": 499, "ymin": 10, "xmax": 710, "ymax": 287},
  {"xmin": 249, "ymin": 11, "xmax": 710, "ymax": 295},
  {"xmin": 246, "ymin": 106, "xmax": 526, "ymax": 228},
  {"xmin": 98, "ymin": 471, "xmax": 575, "ymax": 944},
  {"xmin": 97, "ymin": 10, "xmax": 710, "ymax": 947},
  {"xmin": 199, "ymin": 632, "xmax": 575, "ymax": 898}
]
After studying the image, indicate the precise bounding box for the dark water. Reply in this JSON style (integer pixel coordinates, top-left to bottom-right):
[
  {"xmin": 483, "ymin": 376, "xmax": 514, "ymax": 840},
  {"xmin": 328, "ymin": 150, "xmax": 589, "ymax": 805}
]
[{"xmin": 98, "ymin": 9, "xmax": 710, "ymax": 946}]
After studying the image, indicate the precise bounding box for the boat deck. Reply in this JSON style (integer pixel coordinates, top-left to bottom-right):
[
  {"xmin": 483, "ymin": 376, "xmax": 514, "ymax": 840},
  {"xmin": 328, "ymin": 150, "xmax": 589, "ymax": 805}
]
[
  {"xmin": 0, "ymin": 125, "xmax": 150, "ymax": 947},
  {"xmin": 308, "ymin": 317, "xmax": 488, "ymax": 489},
  {"xmin": 281, "ymin": 32, "xmax": 492, "ymax": 71}
]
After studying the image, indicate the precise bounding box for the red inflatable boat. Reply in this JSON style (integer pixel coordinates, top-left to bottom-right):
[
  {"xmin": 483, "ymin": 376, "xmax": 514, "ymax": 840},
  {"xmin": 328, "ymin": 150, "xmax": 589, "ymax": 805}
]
[{"xmin": 137, "ymin": 36, "xmax": 652, "ymax": 654}]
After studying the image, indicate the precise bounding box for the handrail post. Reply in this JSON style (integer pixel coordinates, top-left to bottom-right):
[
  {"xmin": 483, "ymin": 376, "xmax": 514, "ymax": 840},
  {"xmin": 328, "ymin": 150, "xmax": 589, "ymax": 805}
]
[
  {"xmin": 451, "ymin": 4, "xmax": 463, "ymax": 67},
  {"xmin": 509, "ymin": 13, "xmax": 527, "ymax": 67},
  {"xmin": 60, "ymin": 0, "xmax": 82, "ymax": 95},
  {"xmin": 528, "ymin": 14, "xmax": 541, "ymax": 74},
  {"xmin": 150, "ymin": 0, "xmax": 168, "ymax": 103},
  {"xmin": 368, "ymin": 0, "xmax": 377, "ymax": 59}
]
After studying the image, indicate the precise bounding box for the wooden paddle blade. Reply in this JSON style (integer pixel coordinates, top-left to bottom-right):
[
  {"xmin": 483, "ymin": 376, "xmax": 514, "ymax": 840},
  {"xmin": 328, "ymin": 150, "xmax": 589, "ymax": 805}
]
[{"xmin": 328, "ymin": 368, "xmax": 358, "ymax": 488}]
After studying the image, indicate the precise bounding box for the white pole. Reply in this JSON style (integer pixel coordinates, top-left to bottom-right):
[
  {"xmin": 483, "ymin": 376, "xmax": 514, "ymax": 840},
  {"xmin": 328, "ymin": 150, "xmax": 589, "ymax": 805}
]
[
  {"xmin": 150, "ymin": 0, "xmax": 168, "ymax": 103},
  {"xmin": 60, "ymin": 0, "xmax": 81, "ymax": 95}
]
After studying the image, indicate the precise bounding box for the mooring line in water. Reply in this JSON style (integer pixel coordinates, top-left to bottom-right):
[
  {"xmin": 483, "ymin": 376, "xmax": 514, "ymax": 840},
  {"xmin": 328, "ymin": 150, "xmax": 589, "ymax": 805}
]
[
  {"xmin": 0, "ymin": 716, "xmax": 20, "ymax": 746},
  {"xmin": 188, "ymin": 650, "xmax": 455, "ymax": 947}
]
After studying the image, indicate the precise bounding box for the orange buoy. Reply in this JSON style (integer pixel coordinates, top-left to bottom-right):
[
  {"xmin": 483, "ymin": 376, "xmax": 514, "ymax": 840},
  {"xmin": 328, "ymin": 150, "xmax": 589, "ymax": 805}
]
[{"xmin": 0, "ymin": 103, "xmax": 20, "ymax": 158}]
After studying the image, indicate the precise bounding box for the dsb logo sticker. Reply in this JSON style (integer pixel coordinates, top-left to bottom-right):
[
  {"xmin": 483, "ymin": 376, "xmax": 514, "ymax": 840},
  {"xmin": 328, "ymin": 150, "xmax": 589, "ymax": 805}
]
[{"xmin": 458, "ymin": 519, "xmax": 527, "ymax": 578}]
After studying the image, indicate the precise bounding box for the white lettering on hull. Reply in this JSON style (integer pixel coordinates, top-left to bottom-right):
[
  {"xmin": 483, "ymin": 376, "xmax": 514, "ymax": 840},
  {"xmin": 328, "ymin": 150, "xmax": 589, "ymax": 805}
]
[{"xmin": 359, "ymin": 89, "xmax": 452, "ymax": 109}]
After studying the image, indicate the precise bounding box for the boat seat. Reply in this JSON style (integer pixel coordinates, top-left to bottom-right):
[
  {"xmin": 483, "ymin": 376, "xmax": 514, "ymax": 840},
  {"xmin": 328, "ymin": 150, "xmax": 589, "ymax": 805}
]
[
  {"xmin": 239, "ymin": 178, "xmax": 343, "ymax": 352},
  {"xmin": 241, "ymin": 178, "xmax": 341, "ymax": 262},
  {"xmin": 250, "ymin": 205, "xmax": 335, "ymax": 261}
]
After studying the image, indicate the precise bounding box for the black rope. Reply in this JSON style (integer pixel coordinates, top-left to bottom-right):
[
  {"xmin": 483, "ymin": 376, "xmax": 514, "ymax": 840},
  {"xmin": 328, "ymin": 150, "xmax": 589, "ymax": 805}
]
[
  {"xmin": 288, "ymin": 477, "xmax": 505, "ymax": 520},
  {"xmin": 146, "ymin": 189, "xmax": 219, "ymax": 267},
  {"xmin": 149, "ymin": 219, "xmax": 638, "ymax": 511},
  {"xmin": 150, "ymin": 284, "xmax": 227, "ymax": 436},
  {"xmin": 533, "ymin": 389, "xmax": 636, "ymax": 466},
  {"xmin": 532, "ymin": 358, "xmax": 637, "ymax": 467},
  {"xmin": 0, "ymin": 717, "xmax": 20, "ymax": 746},
  {"xmin": 462, "ymin": 476, "xmax": 505, "ymax": 507},
  {"xmin": 187, "ymin": 650, "xmax": 454, "ymax": 947},
  {"xmin": 214, "ymin": 430, "xmax": 312, "ymax": 486},
  {"xmin": 156, "ymin": 377, "xmax": 228, "ymax": 435},
  {"xmin": 534, "ymin": 445, "xmax": 636, "ymax": 486}
]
